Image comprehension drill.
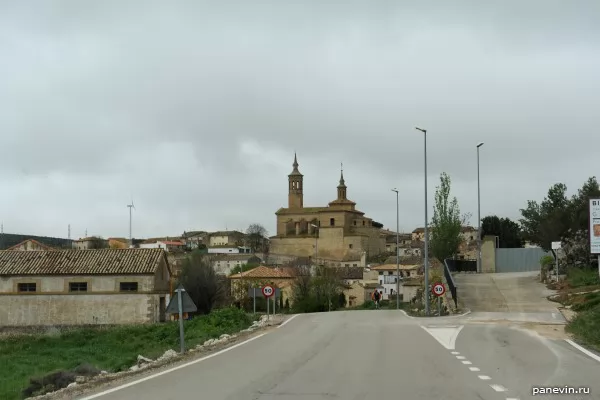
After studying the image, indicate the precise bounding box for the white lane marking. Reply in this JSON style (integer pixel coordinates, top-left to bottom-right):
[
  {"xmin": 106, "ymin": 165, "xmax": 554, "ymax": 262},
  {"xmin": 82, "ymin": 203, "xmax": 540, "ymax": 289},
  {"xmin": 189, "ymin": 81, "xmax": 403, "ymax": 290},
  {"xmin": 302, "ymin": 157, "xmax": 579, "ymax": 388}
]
[
  {"xmin": 420, "ymin": 325, "xmax": 464, "ymax": 350},
  {"xmin": 565, "ymin": 339, "xmax": 600, "ymax": 363},
  {"xmin": 478, "ymin": 375, "xmax": 491, "ymax": 380},
  {"xmin": 552, "ymin": 312, "xmax": 557, "ymax": 319},
  {"xmin": 506, "ymin": 398, "xmax": 520, "ymax": 400},
  {"xmin": 461, "ymin": 360, "xmax": 472, "ymax": 365},
  {"xmin": 490, "ymin": 384, "xmax": 508, "ymax": 392},
  {"xmin": 399, "ymin": 310, "xmax": 416, "ymax": 319},
  {"xmin": 456, "ymin": 356, "xmax": 466, "ymax": 359},
  {"xmin": 277, "ymin": 314, "xmax": 300, "ymax": 329},
  {"xmin": 78, "ymin": 333, "xmax": 268, "ymax": 399},
  {"xmin": 459, "ymin": 310, "xmax": 472, "ymax": 317},
  {"xmin": 451, "ymin": 351, "xmax": 460, "ymax": 355},
  {"xmin": 469, "ymin": 367, "xmax": 480, "ymax": 372}
]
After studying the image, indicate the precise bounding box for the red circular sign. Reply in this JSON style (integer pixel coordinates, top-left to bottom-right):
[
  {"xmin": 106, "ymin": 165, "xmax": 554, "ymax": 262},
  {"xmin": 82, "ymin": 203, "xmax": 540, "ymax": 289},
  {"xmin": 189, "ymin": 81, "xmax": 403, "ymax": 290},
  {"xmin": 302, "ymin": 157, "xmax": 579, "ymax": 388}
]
[
  {"xmin": 432, "ymin": 282, "xmax": 445, "ymax": 297},
  {"xmin": 262, "ymin": 285, "xmax": 275, "ymax": 298}
]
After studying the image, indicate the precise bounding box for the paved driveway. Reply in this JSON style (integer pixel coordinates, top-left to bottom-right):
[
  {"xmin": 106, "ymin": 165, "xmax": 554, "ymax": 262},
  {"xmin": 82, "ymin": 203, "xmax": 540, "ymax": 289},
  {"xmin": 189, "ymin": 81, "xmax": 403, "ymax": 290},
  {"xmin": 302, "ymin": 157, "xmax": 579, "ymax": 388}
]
[{"xmin": 453, "ymin": 272, "xmax": 564, "ymax": 323}]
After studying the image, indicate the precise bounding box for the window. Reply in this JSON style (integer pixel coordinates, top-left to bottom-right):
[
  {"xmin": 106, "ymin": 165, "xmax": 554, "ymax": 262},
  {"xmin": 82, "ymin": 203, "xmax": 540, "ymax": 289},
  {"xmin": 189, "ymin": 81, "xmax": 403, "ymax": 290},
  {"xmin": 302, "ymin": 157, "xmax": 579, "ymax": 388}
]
[
  {"xmin": 362, "ymin": 220, "xmax": 365, "ymax": 226},
  {"xmin": 353, "ymin": 220, "xmax": 357, "ymax": 226},
  {"xmin": 349, "ymin": 244, "xmax": 353, "ymax": 249},
  {"xmin": 69, "ymin": 282, "xmax": 88, "ymax": 292},
  {"xmin": 329, "ymin": 218, "xmax": 335, "ymax": 226},
  {"xmin": 120, "ymin": 282, "xmax": 138, "ymax": 292},
  {"xmin": 18, "ymin": 283, "xmax": 36, "ymax": 292},
  {"xmin": 353, "ymin": 264, "xmax": 357, "ymax": 267}
]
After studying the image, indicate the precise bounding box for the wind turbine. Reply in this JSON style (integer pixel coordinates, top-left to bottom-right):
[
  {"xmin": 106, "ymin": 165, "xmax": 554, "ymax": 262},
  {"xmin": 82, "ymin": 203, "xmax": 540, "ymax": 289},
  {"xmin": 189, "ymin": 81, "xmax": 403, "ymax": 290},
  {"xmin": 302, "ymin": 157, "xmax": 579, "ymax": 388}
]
[{"xmin": 127, "ymin": 200, "xmax": 136, "ymax": 248}]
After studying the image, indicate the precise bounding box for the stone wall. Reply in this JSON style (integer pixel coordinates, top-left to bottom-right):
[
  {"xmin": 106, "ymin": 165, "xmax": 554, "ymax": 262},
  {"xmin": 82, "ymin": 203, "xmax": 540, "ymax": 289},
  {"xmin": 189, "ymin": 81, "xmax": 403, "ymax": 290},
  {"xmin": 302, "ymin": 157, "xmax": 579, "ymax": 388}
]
[
  {"xmin": 481, "ymin": 236, "xmax": 497, "ymax": 273},
  {"xmin": 0, "ymin": 293, "xmax": 164, "ymax": 326}
]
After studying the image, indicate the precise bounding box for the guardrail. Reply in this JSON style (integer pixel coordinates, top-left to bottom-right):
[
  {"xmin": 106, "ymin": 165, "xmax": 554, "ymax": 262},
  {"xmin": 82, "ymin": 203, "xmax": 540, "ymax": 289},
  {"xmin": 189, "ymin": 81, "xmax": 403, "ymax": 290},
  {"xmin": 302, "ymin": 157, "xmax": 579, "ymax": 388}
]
[
  {"xmin": 443, "ymin": 259, "xmax": 458, "ymax": 308},
  {"xmin": 445, "ymin": 258, "xmax": 477, "ymax": 272}
]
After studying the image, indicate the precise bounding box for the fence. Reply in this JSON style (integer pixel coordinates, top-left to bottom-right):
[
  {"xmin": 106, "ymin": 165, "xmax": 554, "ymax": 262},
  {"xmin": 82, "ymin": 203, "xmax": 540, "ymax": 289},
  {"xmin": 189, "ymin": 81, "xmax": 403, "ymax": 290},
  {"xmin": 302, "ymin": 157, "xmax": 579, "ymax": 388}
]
[
  {"xmin": 445, "ymin": 259, "xmax": 477, "ymax": 272},
  {"xmin": 495, "ymin": 248, "xmax": 548, "ymax": 273},
  {"xmin": 443, "ymin": 259, "xmax": 458, "ymax": 308}
]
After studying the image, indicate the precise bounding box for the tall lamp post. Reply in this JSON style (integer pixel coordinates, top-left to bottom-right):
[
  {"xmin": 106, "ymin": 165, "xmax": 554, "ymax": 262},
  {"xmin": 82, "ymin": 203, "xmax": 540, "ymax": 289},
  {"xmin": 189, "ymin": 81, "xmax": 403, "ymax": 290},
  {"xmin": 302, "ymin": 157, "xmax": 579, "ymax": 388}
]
[
  {"xmin": 391, "ymin": 188, "xmax": 400, "ymax": 310},
  {"xmin": 415, "ymin": 127, "xmax": 430, "ymax": 316},
  {"xmin": 477, "ymin": 142, "xmax": 484, "ymax": 274}
]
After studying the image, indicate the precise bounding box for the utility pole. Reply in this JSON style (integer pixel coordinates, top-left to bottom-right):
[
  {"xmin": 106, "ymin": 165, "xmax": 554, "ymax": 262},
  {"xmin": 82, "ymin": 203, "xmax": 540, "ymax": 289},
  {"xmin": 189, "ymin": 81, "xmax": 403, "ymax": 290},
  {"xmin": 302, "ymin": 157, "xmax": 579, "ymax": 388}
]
[
  {"xmin": 477, "ymin": 142, "xmax": 484, "ymax": 273},
  {"xmin": 68, "ymin": 224, "xmax": 71, "ymax": 240},
  {"xmin": 416, "ymin": 127, "xmax": 430, "ymax": 316},
  {"xmin": 392, "ymin": 188, "xmax": 400, "ymax": 310},
  {"xmin": 127, "ymin": 200, "xmax": 135, "ymax": 248}
]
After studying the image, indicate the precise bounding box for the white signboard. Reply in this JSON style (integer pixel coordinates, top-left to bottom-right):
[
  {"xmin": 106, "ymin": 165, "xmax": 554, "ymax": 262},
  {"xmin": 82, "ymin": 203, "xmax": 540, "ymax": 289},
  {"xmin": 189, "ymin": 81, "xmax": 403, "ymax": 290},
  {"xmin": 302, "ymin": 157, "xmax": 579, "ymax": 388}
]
[
  {"xmin": 551, "ymin": 241, "xmax": 561, "ymax": 250},
  {"xmin": 590, "ymin": 198, "xmax": 600, "ymax": 255}
]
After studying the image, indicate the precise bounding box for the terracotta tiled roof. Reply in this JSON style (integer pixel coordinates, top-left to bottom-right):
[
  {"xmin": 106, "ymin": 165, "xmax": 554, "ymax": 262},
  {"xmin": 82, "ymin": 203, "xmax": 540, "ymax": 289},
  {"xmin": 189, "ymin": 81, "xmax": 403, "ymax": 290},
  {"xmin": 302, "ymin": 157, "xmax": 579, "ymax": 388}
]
[
  {"xmin": 209, "ymin": 231, "xmax": 244, "ymax": 237},
  {"xmin": 160, "ymin": 241, "xmax": 184, "ymax": 246},
  {"xmin": 229, "ymin": 266, "xmax": 295, "ymax": 279},
  {"xmin": 0, "ymin": 248, "xmax": 168, "ymax": 276},
  {"xmin": 5, "ymin": 239, "xmax": 54, "ymax": 251},
  {"xmin": 412, "ymin": 227, "xmax": 425, "ymax": 233}
]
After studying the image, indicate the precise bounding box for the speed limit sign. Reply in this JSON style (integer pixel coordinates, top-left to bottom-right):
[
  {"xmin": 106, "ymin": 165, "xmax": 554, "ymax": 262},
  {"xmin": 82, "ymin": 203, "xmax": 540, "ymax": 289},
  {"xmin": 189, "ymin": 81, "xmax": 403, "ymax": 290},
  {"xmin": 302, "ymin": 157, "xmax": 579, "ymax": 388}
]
[
  {"xmin": 432, "ymin": 282, "xmax": 445, "ymax": 297},
  {"xmin": 261, "ymin": 285, "xmax": 275, "ymax": 298}
]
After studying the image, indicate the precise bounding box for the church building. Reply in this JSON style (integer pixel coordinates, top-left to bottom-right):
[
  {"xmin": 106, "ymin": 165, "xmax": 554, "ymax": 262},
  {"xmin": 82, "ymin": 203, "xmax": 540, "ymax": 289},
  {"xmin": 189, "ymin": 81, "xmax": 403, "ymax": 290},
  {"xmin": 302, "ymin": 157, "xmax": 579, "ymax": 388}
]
[{"xmin": 268, "ymin": 154, "xmax": 386, "ymax": 262}]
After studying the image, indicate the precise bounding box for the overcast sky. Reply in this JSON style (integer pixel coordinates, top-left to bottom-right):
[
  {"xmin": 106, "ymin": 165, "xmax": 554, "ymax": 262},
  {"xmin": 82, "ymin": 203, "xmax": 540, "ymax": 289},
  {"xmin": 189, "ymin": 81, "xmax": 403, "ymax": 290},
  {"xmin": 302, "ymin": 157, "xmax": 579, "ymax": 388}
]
[{"xmin": 1, "ymin": 1, "xmax": 599, "ymax": 240}]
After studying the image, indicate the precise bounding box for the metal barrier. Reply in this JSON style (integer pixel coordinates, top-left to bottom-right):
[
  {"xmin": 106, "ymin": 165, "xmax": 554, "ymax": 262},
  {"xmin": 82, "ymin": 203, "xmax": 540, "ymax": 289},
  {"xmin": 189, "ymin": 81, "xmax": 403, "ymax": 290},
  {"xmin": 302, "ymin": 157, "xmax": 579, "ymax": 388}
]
[
  {"xmin": 443, "ymin": 259, "xmax": 458, "ymax": 308},
  {"xmin": 445, "ymin": 258, "xmax": 477, "ymax": 272}
]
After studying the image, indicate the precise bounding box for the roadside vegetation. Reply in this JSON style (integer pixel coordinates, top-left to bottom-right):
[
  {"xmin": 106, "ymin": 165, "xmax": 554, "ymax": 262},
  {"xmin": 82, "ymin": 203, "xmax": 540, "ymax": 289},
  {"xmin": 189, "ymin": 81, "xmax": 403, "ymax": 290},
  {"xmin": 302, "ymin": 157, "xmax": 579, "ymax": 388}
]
[
  {"xmin": 548, "ymin": 267, "xmax": 600, "ymax": 351},
  {"xmin": 0, "ymin": 307, "xmax": 255, "ymax": 400}
]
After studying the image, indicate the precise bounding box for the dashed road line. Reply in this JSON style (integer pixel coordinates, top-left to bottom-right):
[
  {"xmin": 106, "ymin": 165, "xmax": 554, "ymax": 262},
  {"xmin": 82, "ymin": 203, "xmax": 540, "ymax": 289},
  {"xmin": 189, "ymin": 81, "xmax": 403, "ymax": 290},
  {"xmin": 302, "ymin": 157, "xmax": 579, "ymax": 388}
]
[
  {"xmin": 461, "ymin": 360, "xmax": 472, "ymax": 365},
  {"xmin": 468, "ymin": 367, "xmax": 480, "ymax": 371},
  {"xmin": 478, "ymin": 375, "xmax": 491, "ymax": 380},
  {"xmin": 490, "ymin": 384, "xmax": 508, "ymax": 392},
  {"xmin": 456, "ymin": 356, "xmax": 466, "ymax": 359},
  {"xmin": 451, "ymin": 351, "xmax": 460, "ymax": 355}
]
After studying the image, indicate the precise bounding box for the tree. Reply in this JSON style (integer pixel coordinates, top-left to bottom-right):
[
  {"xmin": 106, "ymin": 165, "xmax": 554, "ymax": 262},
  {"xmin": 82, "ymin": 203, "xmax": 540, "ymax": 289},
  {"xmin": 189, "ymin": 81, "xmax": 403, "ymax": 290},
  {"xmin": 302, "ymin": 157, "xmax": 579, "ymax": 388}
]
[
  {"xmin": 229, "ymin": 262, "xmax": 260, "ymax": 276},
  {"xmin": 429, "ymin": 173, "xmax": 466, "ymax": 263},
  {"xmin": 178, "ymin": 251, "xmax": 226, "ymax": 314},
  {"xmin": 245, "ymin": 223, "xmax": 269, "ymax": 253},
  {"xmin": 481, "ymin": 216, "xmax": 524, "ymax": 248},
  {"xmin": 519, "ymin": 183, "xmax": 571, "ymax": 251}
]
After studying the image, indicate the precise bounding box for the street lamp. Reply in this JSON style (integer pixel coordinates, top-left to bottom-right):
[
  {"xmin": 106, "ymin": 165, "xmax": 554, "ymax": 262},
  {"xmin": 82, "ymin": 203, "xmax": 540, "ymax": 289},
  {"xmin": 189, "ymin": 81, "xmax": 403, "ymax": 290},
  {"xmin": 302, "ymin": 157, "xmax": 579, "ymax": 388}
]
[
  {"xmin": 477, "ymin": 142, "xmax": 484, "ymax": 274},
  {"xmin": 391, "ymin": 188, "xmax": 400, "ymax": 310},
  {"xmin": 415, "ymin": 126, "xmax": 430, "ymax": 316}
]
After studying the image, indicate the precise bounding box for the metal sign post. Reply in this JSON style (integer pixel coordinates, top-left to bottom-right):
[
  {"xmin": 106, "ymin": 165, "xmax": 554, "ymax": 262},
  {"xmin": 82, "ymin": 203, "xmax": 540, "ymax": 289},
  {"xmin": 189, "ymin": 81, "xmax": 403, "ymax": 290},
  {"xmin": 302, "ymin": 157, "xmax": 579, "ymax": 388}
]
[
  {"xmin": 177, "ymin": 288, "xmax": 185, "ymax": 353},
  {"xmin": 165, "ymin": 283, "xmax": 198, "ymax": 354},
  {"xmin": 262, "ymin": 285, "xmax": 275, "ymax": 321},
  {"xmin": 432, "ymin": 282, "xmax": 445, "ymax": 317},
  {"xmin": 253, "ymin": 288, "xmax": 256, "ymax": 314}
]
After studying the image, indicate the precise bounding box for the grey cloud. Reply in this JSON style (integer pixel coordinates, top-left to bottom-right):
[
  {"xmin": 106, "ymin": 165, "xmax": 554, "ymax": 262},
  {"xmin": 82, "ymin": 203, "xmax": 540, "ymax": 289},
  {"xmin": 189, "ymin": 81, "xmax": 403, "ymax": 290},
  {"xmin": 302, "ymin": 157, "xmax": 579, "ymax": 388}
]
[{"xmin": 1, "ymin": 1, "xmax": 599, "ymax": 237}]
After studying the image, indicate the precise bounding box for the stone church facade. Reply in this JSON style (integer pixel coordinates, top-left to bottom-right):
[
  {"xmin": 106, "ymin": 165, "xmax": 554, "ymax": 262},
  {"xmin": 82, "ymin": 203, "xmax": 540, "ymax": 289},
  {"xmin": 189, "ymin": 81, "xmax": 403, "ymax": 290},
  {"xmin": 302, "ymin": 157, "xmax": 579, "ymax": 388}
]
[{"xmin": 269, "ymin": 154, "xmax": 386, "ymax": 262}]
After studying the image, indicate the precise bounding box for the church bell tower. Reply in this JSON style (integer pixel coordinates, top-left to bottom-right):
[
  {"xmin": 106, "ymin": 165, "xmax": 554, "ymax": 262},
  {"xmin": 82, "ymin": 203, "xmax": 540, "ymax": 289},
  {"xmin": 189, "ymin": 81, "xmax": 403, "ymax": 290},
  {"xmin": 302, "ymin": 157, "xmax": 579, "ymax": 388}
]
[{"xmin": 288, "ymin": 153, "xmax": 304, "ymax": 209}]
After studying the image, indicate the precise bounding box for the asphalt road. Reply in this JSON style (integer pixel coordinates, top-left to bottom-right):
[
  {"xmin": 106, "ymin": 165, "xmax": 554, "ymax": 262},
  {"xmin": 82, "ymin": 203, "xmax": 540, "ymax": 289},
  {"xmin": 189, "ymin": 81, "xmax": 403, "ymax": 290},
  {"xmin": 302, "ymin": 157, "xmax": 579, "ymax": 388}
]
[{"xmin": 76, "ymin": 310, "xmax": 600, "ymax": 400}]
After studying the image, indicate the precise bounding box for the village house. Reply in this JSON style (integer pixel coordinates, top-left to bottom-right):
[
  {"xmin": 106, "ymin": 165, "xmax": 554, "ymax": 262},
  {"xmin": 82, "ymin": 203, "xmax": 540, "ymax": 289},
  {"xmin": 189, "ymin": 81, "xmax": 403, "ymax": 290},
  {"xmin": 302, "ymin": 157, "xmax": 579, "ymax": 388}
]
[
  {"xmin": 211, "ymin": 254, "xmax": 263, "ymax": 275},
  {"xmin": 4, "ymin": 239, "xmax": 54, "ymax": 251},
  {"xmin": 371, "ymin": 263, "xmax": 422, "ymax": 301},
  {"xmin": 0, "ymin": 248, "xmax": 171, "ymax": 327},
  {"xmin": 72, "ymin": 237, "xmax": 109, "ymax": 250},
  {"xmin": 182, "ymin": 231, "xmax": 208, "ymax": 249},
  {"xmin": 269, "ymin": 154, "xmax": 386, "ymax": 262},
  {"xmin": 139, "ymin": 239, "xmax": 186, "ymax": 252},
  {"xmin": 228, "ymin": 265, "xmax": 296, "ymax": 304},
  {"xmin": 208, "ymin": 231, "xmax": 246, "ymax": 247}
]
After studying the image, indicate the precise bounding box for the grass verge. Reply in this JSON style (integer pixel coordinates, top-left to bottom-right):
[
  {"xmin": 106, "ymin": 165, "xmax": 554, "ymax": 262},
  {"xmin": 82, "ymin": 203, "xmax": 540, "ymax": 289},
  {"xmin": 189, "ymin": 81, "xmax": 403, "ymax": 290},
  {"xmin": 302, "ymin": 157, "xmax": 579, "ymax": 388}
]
[
  {"xmin": 553, "ymin": 267, "xmax": 600, "ymax": 352},
  {"xmin": 0, "ymin": 307, "xmax": 256, "ymax": 400}
]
